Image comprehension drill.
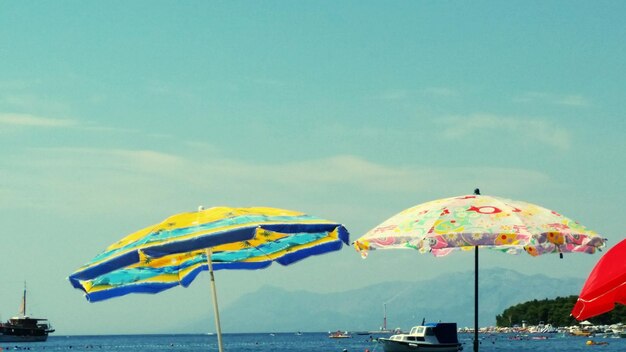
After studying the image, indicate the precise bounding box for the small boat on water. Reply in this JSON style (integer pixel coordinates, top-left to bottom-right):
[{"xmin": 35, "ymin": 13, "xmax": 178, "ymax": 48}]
[
  {"xmin": 570, "ymin": 329, "xmax": 592, "ymax": 337},
  {"xmin": 0, "ymin": 283, "xmax": 54, "ymax": 342},
  {"xmin": 0, "ymin": 316, "xmax": 55, "ymax": 342},
  {"xmin": 377, "ymin": 322, "xmax": 463, "ymax": 352},
  {"xmin": 329, "ymin": 330, "xmax": 352, "ymax": 338}
]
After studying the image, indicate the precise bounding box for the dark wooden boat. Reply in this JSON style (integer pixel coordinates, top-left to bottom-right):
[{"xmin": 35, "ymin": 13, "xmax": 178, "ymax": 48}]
[{"xmin": 0, "ymin": 284, "xmax": 54, "ymax": 342}]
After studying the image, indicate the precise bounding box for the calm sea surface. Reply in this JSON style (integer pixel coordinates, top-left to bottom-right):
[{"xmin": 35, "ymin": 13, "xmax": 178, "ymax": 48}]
[{"xmin": 2, "ymin": 333, "xmax": 626, "ymax": 352}]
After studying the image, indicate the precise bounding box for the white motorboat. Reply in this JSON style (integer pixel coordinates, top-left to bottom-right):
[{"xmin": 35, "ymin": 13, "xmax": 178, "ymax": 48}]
[{"xmin": 377, "ymin": 322, "xmax": 462, "ymax": 352}]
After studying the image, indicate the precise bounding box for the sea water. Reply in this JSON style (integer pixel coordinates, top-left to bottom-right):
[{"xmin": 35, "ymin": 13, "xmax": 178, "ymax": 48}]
[{"xmin": 2, "ymin": 332, "xmax": 626, "ymax": 352}]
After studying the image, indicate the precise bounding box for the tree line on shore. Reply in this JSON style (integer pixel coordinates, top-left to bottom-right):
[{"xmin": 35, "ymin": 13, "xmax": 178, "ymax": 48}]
[{"xmin": 496, "ymin": 295, "xmax": 626, "ymax": 327}]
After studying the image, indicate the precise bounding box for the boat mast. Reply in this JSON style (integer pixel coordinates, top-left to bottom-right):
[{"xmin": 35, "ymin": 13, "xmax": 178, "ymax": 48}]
[
  {"xmin": 383, "ymin": 303, "xmax": 387, "ymax": 331},
  {"xmin": 20, "ymin": 282, "xmax": 27, "ymax": 317}
]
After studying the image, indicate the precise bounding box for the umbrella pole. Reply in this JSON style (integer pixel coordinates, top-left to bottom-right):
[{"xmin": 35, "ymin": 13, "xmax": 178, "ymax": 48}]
[
  {"xmin": 474, "ymin": 246, "xmax": 479, "ymax": 352},
  {"xmin": 206, "ymin": 249, "xmax": 225, "ymax": 352}
]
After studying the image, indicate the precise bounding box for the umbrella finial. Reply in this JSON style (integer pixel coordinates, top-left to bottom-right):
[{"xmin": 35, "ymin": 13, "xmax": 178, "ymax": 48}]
[
  {"xmin": 474, "ymin": 188, "xmax": 480, "ymax": 195},
  {"xmin": 198, "ymin": 205, "xmax": 205, "ymax": 211}
]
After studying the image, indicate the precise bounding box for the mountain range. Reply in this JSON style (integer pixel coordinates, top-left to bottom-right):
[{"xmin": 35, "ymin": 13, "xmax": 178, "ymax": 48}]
[{"xmin": 176, "ymin": 268, "xmax": 584, "ymax": 333}]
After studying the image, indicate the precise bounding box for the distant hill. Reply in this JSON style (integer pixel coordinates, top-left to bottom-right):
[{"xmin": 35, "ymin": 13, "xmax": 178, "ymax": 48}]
[
  {"xmin": 497, "ymin": 295, "xmax": 626, "ymax": 327},
  {"xmin": 174, "ymin": 268, "xmax": 584, "ymax": 333}
]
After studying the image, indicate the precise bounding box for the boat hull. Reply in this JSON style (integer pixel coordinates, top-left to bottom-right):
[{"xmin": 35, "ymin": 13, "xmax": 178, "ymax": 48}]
[
  {"xmin": 0, "ymin": 333, "xmax": 48, "ymax": 342},
  {"xmin": 379, "ymin": 338, "xmax": 462, "ymax": 352},
  {"xmin": 0, "ymin": 325, "xmax": 52, "ymax": 343}
]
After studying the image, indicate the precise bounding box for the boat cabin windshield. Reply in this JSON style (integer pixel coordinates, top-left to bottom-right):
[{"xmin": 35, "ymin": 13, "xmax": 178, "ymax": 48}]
[
  {"xmin": 410, "ymin": 327, "xmax": 424, "ymax": 335},
  {"xmin": 409, "ymin": 326, "xmax": 435, "ymax": 336},
  {"xmin": 408, "ymin": 325, "xmax": 438, "ymax": 337}
]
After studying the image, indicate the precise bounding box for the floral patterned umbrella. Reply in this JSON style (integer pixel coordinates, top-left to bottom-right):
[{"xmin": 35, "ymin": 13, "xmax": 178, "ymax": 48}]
[{"xmin": 354, "ymin": 189, "xmax": 605, "ymax": 352}]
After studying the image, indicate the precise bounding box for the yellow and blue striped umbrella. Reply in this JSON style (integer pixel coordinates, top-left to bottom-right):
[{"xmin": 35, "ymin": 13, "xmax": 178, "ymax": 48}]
[{"xmin": 69, "ymin": 206, "xmax": 349, "ymax": 302}]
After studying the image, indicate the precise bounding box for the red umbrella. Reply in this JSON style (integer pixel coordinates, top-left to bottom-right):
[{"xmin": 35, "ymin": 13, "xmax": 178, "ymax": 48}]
[{"xmin": 572, "ymin": 238, "xmax": 626, "ymax": 320}]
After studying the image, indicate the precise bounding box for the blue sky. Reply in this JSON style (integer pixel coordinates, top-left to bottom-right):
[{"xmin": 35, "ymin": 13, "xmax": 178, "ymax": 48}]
[{"xmin": 1, "ymin": 1, "xmax": 624, "ymax": 335}]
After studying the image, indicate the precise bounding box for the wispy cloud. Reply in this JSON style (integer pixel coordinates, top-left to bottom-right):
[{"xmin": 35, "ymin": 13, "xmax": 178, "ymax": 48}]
[
  {"xmin": 0, "ymin": 112, "xmax": 76, "ymax": 127},
  {"xmin": 513, "ymin": 91, "xmax": 591, "ymax": 107},
  {"xmin": 555, "ymin": 95, "xmax": 590, "ymax": 107},
  {"xmin": 439, "ymin": 113, "xmax": 572, "ymax": 150},
  {"xmin": 374, "ymin": 89, "xmax": 410, "ymax": 101},
  {"xmin": 0, "ymin": 92, "xmax": 71, "ymax": 112},
  {"xmin": 374, "ymin": 87, "xmax": 458, "ymax": 101},
  {"xmin": 374, "ymin": 87, "xmax": 459, "ymax": 101},
  {"xmin": 0, "ymin": 79, "xmax": 42, "ymax": 90},
  {"xmin": 0, "ymin": 146, "xmax": 552, "ymax": 226},
  {"xmin": 421, "ymin": 87, "xmax": 458, "ymax": 97}
]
